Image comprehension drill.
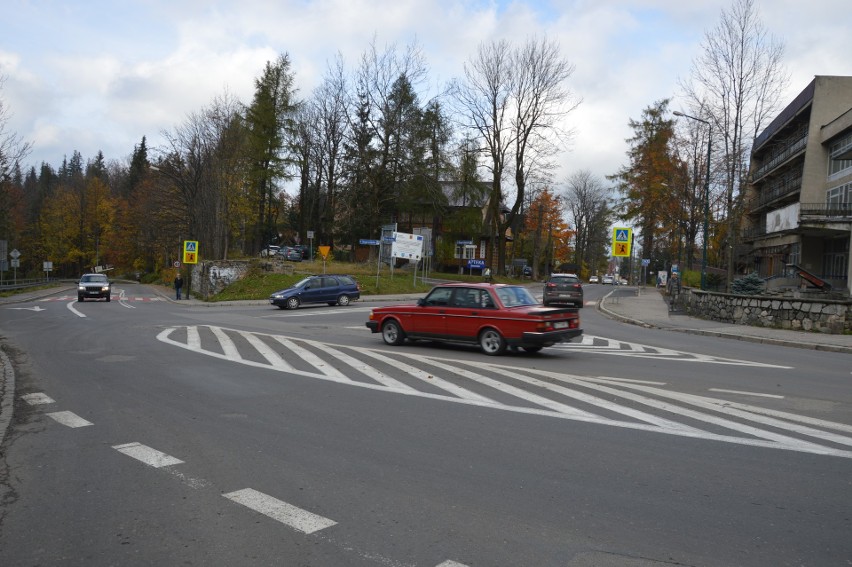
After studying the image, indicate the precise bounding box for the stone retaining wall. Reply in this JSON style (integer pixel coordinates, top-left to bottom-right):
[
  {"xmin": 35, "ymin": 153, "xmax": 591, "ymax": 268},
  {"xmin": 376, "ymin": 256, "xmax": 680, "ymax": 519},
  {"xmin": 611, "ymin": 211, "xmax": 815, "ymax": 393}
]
[
  {"xmin": 673, "ymin": 289, "xmax": 851, "ymax": 334},
  {"xmin": 190, "ymin": 259, "xmax": 294, "ymax": 298}
]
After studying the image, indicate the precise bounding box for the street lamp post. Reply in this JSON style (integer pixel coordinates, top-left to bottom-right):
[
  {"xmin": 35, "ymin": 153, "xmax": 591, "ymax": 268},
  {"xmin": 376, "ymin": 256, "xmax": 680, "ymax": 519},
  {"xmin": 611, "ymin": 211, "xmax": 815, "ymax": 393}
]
[{"xmin": 673, "ymin": 111, "xmax": 712, "ymax": 291}]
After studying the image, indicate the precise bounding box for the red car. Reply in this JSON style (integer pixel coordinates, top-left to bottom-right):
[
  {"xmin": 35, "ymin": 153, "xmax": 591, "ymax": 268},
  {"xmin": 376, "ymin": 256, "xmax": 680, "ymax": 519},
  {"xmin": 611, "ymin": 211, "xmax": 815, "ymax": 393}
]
[{"xmin": 366, "ymin": 283, "xmax": 582, "ymax": 355}]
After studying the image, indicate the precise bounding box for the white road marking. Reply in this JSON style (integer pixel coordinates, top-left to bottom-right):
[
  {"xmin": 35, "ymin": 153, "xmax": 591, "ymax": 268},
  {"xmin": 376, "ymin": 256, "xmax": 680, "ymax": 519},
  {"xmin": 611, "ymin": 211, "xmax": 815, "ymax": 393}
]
[
  {"xmin": 113, "ymin": 442, "xmax": 184, "ymax": 468},
  {"xmin": 405, "ymin": 352, "xmax": 600, "ymax": 419},
  {"xmin": 22, "ymin": 392, "xmax": 55, "ymax": 405},
  {"xmin": 273, "ymin": 336, "xmax": 351, "ymax": 380},
  {"xmin": 186, "ymin": 326, "xmax": 201, "ymax": 349},
  {"xmin": 46, "ymin": 411, "xmax": 93, "ymax": 428},
  {"xmin": 436, "ymin": 562, "xmax": 470, "ymax": 567},
  {"xmin": 66, "ymin": 300, "xmax": 86, "ymax": 318},
  {"xmin": 210, "ymin": 326, "xmax": 241, "ymax": 359},
  {"xmin": 709, "ymin": 388, "xmax": 785, "ymax": 399},
  {"xmin": 562, "ymin": 334, "xmax": 792, "ymax": 368},
  {"xmin": 354, "ymin": 347, "xmax": 496, "ymax": 403},
  {"xmin": 305, "ymin": 340, "xmax": 414, "ymax": 391},
  {"xmin": 238, "ymin": 331, "xmax": 298, "ymax": 371},
  {"xmin": 118, "ymin": 289, "xmax": 136, "ymax": 309},
  {"xmin": 223, "ymin": 488, "xmax": 337, "ymax": 534},
  {"xmin": 480, "ymin": 364, "xmax": 701, "ymax": 432},
  {"xmin": 157, "ymin": 326, "xmax": 852, "ymax": 458}
]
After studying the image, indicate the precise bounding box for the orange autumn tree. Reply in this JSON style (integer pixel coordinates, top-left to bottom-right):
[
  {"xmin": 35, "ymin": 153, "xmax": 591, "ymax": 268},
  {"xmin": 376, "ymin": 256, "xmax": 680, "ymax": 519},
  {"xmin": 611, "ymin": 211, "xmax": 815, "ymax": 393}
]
[{"xmin": 526, "ymin": 187, "xmax": 574, "ymax": 277}]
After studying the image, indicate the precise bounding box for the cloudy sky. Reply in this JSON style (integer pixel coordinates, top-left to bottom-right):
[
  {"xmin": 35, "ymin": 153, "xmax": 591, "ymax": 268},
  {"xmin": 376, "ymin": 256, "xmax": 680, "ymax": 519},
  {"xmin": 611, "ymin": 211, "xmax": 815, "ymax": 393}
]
[{"xmin": 2, "ymin": 0, "xmax": 851, "ymax": 188}]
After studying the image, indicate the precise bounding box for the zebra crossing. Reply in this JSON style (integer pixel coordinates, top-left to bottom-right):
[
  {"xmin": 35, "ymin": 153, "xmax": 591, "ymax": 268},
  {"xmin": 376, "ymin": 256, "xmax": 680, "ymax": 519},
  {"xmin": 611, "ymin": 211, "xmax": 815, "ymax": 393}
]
[
  {"xmin": 157, "ymin": 325, "xmax": 852, "ymax": 459},
  {"xmin": 557, "ymin": 334, "xmax": 792, "ymax": 367}
]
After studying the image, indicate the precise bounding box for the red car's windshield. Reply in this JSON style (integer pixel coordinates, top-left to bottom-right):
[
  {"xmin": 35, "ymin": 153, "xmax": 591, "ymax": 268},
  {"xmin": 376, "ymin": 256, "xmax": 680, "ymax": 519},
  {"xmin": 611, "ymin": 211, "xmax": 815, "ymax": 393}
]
[{"xmin": 495, "ymin": 286, "xmax": 537, "ymax": 307}]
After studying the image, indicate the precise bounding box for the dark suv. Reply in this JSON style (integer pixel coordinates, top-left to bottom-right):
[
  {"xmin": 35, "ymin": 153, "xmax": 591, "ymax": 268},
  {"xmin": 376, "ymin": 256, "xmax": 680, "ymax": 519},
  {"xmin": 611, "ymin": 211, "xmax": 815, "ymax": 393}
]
[
  {"xmin": 542, "ymin": 273, "xmax": 583, "ymax": 308},
  {"xmin": 270, "ymin": 274, "xmax": 361, "ymax": 309},
  {"xmin": 77, "ymin": 273, "xmax": 112, "ymax": 302}
]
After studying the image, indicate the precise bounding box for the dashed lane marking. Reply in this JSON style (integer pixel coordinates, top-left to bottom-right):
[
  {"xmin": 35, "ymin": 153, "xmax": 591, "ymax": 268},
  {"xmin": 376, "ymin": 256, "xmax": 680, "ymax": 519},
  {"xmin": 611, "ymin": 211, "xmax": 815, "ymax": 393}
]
[
  {"xmin": 22, "ymin": 392, "xmax": 55, "ymax": 405},
  {"xmin": 223, "ymin": 488, "xmax": 337, "ymax": 535},
  {"xmin": 113, "ymin": 442, "xmax": 184, "ymax": 468},
  {"xmin": 46, "ymin": 411, "xmax": 93, "ymax": 428}
]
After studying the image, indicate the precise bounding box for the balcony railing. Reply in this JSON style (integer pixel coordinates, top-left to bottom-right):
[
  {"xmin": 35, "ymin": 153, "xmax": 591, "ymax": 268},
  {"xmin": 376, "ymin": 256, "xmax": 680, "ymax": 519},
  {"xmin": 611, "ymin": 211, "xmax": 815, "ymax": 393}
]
[
  {"xmin": 800, "ymin": 202, "xmax": 852, "ymax": 218},
  {"xmin": 740, "ymin": 224, "xmax": 767, "ymax": 241},
  {"xmin": 752, "ymin": 135, "xmax": 808, "ymax": 181},
  {"xmin": 756, "ymin": 175, "xmax": 802, "ymax": 208}
]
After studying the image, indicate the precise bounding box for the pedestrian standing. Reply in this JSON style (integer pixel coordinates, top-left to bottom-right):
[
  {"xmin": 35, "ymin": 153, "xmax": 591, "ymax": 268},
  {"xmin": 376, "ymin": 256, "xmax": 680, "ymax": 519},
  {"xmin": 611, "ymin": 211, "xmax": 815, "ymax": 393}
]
[{"xmin": 174, "ymin": 273, "xmax": 183, "ymax": 300}]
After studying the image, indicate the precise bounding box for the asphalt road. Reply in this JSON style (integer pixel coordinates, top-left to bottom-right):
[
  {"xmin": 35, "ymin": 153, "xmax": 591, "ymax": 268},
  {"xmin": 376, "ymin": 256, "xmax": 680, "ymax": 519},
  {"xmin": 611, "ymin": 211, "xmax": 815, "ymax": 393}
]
[{"xmin": 1, "ymin": 283, "xmax": 850, "ymax": 566}]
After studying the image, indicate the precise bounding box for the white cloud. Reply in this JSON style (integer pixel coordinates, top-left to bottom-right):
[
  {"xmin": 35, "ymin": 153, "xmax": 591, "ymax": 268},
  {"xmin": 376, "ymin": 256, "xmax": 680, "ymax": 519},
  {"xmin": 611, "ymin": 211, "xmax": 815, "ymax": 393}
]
[{"xmin": 1, "ymin": 0, "xmax": 850, "ymax": 182}]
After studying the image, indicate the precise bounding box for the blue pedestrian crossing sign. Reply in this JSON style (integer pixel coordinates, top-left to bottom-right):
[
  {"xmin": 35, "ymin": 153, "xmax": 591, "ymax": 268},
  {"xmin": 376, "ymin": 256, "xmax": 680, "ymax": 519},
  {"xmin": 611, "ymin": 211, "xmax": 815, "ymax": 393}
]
[
  {"xmin": 612, "ymin": 228, "xmax": 632, "ymax": 257},
  {"xmin": 182, "ymin": 240, "xmax": 199, "ymax": 264}
]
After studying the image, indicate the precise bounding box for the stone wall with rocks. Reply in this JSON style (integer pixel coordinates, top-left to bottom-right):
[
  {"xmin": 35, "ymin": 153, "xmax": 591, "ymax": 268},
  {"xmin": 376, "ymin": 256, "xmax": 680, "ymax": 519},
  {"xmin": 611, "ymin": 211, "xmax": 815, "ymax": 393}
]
[
  {"xmin": 673, "ymin": 289, "xmax": 851, "ymax": 334},
  {"xmin": 190, "ymin": 259, "xmax": 294, "ymax": 298}
]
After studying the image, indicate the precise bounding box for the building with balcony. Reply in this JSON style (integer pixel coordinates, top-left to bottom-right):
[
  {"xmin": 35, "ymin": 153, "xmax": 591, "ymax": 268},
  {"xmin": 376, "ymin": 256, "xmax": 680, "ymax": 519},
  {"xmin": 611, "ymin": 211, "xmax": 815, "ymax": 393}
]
[{"xmin": 741, "ymin": 75, "xmax": 852, "ymax": 296}]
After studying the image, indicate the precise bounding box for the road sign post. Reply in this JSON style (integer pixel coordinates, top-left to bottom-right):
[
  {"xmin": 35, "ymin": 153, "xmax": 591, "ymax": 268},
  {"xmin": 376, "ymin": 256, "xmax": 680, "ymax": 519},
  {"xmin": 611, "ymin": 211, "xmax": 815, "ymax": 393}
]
[
  {"xmin": 360, "ymin": 239, "xmax": 382, "ymax": 288},
  {"xmin": 10, "ymin": 248, "xmax": 21, "ymax": 285}
]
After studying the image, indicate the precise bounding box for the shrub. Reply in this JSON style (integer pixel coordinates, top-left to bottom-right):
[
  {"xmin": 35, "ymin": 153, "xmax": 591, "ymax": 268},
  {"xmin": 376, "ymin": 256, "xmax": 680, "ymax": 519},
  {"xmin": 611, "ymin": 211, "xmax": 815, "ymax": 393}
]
[{"xmin": 731, "ymin": 272, "xmax": 765, "ymax": 295}]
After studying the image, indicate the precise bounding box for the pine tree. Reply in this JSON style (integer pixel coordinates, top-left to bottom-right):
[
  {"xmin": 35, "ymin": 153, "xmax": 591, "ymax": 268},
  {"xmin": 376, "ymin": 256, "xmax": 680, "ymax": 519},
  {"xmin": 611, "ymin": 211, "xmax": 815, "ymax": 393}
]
[{"xmin": 731, "ymin": 272, "xmax": 764, "ymax": 295}]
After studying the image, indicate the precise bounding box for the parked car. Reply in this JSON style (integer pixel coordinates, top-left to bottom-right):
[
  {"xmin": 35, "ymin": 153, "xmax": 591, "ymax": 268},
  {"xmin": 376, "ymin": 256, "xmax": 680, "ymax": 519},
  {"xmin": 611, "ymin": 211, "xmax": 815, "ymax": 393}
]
[
  {"xmin": 77, "ymin": 273, "xmax": 112, "ymax": 302},
  {"xmin": 602, "ymin": 275, "xmax": 615, "ymax": 285},
  {"xmin": 277, "ymin": 246, "xmax": 302, "ymax": 262},
  {"xmin": 589, "ymin": 275, "xmax": 599, "ymax": 284},
  {"xmin": 292, "ymin": 244, "xmax": 310, "ymax": 259},
  {"xmin": 543, "ymin": 274, "xmax": 584, "ymax": 308},
  {"xmin": 270, "ymin": 274, "xmax": 360, "ymax": 309},
  {"xmin": 259, "ymin": 245, "xmax": 280, "ymax": 257},
  {"xmin": 522, "ymin": 265, "xmax": 532, "ymax": 278},
  {"xmin": 366, "ymin": 283, "xmax": 582, "ymax": 355}
]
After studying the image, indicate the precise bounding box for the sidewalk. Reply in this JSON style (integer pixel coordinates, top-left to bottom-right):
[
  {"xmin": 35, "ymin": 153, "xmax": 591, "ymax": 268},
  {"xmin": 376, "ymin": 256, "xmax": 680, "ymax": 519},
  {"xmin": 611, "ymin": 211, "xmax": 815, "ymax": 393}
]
[{"xmin": 598, "ymin": 286, "xmax": 852, "ymax": 355}]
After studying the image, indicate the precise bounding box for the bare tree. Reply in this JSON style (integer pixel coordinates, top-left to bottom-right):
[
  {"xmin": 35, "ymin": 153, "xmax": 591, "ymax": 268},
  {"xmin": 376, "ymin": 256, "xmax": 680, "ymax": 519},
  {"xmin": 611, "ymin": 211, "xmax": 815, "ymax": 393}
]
[
  {"xmin": 303, "ymin": 55, "xmax": 350, "ymax": 247},
  {"xmin": 0, "ymin": 75, "xmax": 32, "ymax": 181},
  {"xmin": 562, "ymin": 170, "xmax": 614, "ymax": 276},
  {"xmin": 0, "ymin": 74, "xmax": 32, "ymax": 243},
  {"xmin": 680, "ymin": 0, "xmax": 787, "ymax": 287},
  {"xmin": 452, "ymin": 37, "xmax": 579, "ymax": 272},
  {"xmin": 155, "ymin": 92, "xmax": 246, "ymax": 260}
]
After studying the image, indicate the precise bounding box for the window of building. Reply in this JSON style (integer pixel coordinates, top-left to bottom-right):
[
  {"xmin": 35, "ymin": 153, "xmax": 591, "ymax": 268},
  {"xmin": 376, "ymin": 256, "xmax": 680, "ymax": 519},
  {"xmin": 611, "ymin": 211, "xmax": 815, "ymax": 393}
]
[
  {"xmin": 826, "ymin": 182, "xmax": 852, "ymax": 211},
  {"xmin": 788, "ymin": 242, "xmax": 800, "ymax": 268},
  {"xmin": 829, "ymin": 132, "xmax": 852, "ymax": 177},
  {"xmin": 454, "ymin": 244, "xmax": 478, "ymax": 259},
  {"xmin": 823, "ymin": 236, "xmax": 848, "ymax": 280}
]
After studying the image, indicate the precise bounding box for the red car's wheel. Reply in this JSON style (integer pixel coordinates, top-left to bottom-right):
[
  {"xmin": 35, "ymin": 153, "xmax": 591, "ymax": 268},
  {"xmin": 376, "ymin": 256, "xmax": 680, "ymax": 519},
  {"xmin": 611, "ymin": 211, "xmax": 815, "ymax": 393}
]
[
  {"xmin": 381, "ymin": 320, "xmax": 405, "ymax": 346},
  {"xmin": 478, "ymin": 328, "xmax": 506, "ymax": 355}
]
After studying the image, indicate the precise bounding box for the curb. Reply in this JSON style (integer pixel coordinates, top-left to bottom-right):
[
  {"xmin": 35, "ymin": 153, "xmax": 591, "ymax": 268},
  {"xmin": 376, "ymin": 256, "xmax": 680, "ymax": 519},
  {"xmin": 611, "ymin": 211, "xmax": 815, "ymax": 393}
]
[{"xmin": 596, "ymin": 290, "xmax": 852, "ymax": 355}]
